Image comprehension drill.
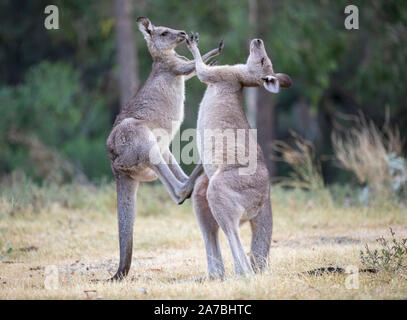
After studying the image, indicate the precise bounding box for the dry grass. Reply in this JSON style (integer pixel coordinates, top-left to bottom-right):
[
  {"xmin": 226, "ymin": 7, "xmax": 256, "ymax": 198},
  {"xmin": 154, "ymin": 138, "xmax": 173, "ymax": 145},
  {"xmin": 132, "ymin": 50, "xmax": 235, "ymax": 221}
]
[
  {"xmin": 272, "ymin": 131, "xmax": 325, "ymax": 192},
  {"xmin": 1, "ymin": 181, "xmax": 407, "ymax": 300},
  {"xmin": 332, "ymin": 112, "xmax": 405, "ymax": 201}
]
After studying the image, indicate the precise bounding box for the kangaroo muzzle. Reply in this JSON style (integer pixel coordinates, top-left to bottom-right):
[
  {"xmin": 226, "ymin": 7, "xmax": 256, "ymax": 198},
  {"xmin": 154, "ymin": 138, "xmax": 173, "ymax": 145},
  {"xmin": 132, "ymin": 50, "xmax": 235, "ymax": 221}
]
[{"xmin": 177, "ymin": 31, "xmax": 187, "ymax": 41}]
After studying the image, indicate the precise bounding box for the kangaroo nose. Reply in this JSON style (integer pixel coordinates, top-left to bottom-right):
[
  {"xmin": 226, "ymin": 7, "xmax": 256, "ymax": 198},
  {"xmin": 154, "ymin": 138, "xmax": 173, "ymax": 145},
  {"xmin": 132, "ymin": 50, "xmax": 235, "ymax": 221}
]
[{"xmin": 257, "ymin": 39, "xmax": 262, "ymax": 45}]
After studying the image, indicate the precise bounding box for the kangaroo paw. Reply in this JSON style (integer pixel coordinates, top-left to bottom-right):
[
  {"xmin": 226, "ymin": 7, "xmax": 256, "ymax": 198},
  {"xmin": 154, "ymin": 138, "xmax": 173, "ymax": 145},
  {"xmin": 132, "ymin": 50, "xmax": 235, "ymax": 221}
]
[
  {"xmin": 208, "ymin": 59, "xmax": 218, "ymax": 66},
  {"xmin": 186, "ymin": 31, "xmax": 199, "ymax": 47},
  {"xmin": 218, "ymin": 38, "xmax": 224, "ymax": 52}
]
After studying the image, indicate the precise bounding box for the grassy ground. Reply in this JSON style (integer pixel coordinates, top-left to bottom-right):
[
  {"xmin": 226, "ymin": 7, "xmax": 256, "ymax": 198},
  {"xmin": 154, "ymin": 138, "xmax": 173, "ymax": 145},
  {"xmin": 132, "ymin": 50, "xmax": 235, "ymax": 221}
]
[{"xmin": 0, "ymin": 178, "xmax": 406, "ymax": 299}]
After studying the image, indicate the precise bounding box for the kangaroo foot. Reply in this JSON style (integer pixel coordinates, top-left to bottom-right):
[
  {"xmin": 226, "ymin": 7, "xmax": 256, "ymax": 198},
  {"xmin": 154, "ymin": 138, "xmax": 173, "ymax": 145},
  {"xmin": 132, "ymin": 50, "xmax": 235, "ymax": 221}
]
[{"xmin": 176, "ymin": 182, "xmax": 195, "ymax": 205}]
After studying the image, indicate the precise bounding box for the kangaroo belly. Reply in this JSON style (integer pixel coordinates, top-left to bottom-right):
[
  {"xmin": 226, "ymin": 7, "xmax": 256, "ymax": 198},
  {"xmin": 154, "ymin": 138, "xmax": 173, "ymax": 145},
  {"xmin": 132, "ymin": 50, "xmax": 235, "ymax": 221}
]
[{"xmin": 197, "ymin": 87, "xmax": 256, "ymax": 174}]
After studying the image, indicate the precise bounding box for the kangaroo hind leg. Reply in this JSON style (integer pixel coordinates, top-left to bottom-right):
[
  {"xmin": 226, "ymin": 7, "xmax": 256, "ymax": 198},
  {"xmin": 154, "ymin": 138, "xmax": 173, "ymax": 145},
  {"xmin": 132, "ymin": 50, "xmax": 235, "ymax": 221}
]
[
  {"xmin": 110, "ymin": 171, "xmax": 138, "ymax": 281},
  {"xmin": 249, "ymin": 199, "xmax": 272, "ymax": 273},
  {"xmin": 207, "ymin": 178, "xmax": 253, "ymax": 276},
  {"xmin": 192, "ymin": 174, "xmax": 225, "ymax": 279}
]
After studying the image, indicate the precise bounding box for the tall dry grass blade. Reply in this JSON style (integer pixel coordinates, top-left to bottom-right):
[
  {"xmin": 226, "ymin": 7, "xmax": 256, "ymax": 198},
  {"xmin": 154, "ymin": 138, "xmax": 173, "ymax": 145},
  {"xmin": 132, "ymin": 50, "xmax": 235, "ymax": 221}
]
[
  {"xmin": 272, "ymin": 131, "xmax": 324, "ymax": 191},
  {"xmin": 331, "ymin": 111, "xmax": 405, "ymax": 201}
]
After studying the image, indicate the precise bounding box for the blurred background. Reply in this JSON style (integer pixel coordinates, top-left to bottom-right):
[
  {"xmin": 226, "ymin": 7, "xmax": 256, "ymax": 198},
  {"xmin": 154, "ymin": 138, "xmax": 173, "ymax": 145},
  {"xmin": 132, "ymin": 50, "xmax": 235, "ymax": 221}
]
[{"xmin": 0, "ymin": 0, "xmax": 406, "ymax": 199}]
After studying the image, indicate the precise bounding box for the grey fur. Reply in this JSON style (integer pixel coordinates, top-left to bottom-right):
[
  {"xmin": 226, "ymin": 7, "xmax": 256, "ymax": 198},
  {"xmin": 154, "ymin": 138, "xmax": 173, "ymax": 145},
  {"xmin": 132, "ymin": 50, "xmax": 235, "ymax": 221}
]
[
  {"xmin": 186, "ymin": 35, "xmax": 292, "ymax": 278},
  {"xmin": 106, "ymin": 18, "xmax": 222, "ymax": 280}
]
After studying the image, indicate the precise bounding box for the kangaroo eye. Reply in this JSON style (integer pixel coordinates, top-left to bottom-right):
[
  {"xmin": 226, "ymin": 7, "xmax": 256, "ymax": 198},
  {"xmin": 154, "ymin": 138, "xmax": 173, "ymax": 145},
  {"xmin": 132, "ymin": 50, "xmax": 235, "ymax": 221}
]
[
  {"xmin": 161, "ymin": 31, "xmax": 169, "ymax": 36},
  {"xmin": 261, "ymin": 58, "xmax": 265, "ymax": 66}
]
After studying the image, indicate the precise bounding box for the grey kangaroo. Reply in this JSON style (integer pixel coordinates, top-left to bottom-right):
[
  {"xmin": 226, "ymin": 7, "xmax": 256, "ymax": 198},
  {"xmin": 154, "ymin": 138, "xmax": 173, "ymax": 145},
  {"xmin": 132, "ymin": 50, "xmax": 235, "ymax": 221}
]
[
  {"xmin": 186, "ymin": 34, "xmax": 292, "ymax": 278},
  {"xmin": 106, "ymin": 18, "xmax": 223, "ymax": 280}
]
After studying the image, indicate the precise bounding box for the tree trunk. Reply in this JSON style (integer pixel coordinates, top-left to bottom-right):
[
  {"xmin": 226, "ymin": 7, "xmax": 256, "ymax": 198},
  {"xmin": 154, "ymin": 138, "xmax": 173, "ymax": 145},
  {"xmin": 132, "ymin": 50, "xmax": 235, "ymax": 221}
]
[
  {"xmin": 257, "ymin": 89, "xmax": 276, "ymax": 177},
  {"xmin": 245, "ymin": 0, "xmax": 258, "ymax": 128},
  {"xmin": 255, "ymin": 0, "xmax": 276, "ymax": 177},
  {"xmin": 114, "ymin": 0, "xmax": 139, "ymax": 108}
]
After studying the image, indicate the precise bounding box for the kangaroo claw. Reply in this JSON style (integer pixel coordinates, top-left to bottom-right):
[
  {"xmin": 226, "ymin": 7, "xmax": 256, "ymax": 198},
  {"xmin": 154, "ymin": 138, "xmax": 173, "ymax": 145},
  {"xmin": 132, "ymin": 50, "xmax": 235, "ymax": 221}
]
[
  {"xmin": 219, "ymin": 39, "xmax": 224, "ymax": 51},
  {"xmin": 187, "ymin": 32, "xmax": 199, "ymax": 47}
]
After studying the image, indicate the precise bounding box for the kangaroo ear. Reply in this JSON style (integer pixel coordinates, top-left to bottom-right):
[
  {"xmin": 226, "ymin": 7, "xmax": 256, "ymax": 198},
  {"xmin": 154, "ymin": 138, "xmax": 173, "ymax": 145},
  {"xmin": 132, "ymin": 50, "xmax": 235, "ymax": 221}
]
[
  {"xmin": 137, "ymin": 17, "xmax": 153, "ymax": 39},
  {"xmin": 276, "ymin": 73, "xmax": 292, "ymax": 88}
]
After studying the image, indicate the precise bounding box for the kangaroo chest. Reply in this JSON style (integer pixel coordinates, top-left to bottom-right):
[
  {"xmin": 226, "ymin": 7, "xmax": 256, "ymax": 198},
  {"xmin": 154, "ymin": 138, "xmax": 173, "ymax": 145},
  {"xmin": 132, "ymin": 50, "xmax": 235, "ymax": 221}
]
[
  {"xmin": 133, "ymin": 74, "xmax": 185, "ymax": 141},
  {"xmin": 197, "ymin": 87, "xmax": 251, "ymax": 173},
  {"xmin": 160, "ymin": 76, "xmax": 184, "ymax": 137}
]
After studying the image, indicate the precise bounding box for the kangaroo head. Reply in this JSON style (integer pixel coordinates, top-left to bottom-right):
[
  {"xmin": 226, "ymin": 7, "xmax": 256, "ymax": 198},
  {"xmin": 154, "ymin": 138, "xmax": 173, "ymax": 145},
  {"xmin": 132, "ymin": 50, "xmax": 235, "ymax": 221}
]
[
  {"xmin": 137, "ymin": 17, "xmax": 187, "ymax": 59},
  {"xmin": 246, "ymin": 39, "xmax": 292, "ymax": 93}
]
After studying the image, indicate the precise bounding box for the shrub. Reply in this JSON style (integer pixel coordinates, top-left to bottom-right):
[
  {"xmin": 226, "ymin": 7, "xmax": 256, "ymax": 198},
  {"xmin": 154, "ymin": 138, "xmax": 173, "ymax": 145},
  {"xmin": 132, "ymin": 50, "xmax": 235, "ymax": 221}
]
[
  {"xmin": 0, "ymin": 61, "xmax": 111, "ymax": 182},
  {"xmin": 360, "ymin": 228, "xmax": 407, "ymax": 272}
]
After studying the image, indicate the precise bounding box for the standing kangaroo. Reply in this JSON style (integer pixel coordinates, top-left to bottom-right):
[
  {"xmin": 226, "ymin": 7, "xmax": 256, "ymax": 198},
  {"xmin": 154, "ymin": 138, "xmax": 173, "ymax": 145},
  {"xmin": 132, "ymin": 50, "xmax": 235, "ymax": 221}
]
[
  {"xmin": 186, "ymin": 34, "xmax": 292, "ymax": 278},
  {"xmin": 106, "ymin": 18, "xmax": 223, "ymax": 280}
]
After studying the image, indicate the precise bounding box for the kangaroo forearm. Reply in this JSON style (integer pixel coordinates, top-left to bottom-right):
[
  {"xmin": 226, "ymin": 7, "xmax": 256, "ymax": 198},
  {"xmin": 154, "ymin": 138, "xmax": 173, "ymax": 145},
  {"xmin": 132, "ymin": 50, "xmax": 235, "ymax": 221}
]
[
  {"xmin": 185, "ymin": 58, "xmax": 218, "ymax": 81},
  {"xmin": 174, "ymin": 46, "xmax": 201, "ymax": 75},
  {"xmin": 177, "ymin": 45, "xmax": 220, "ymax": 76},
  {"xmin": 175, "ymin": 61, "xmax": 195, "ymax": 75},
  {"xmin": 188, "ymin": 162, "xmax": 204, "ymax": 181},
  {"xmin": 184, "ymin": 70, "xmax": 197, "ymax": 81},
  {"xmin": 195, "ymin": 59, "xmax": 221, "ymax": 83},
  {"xmin": 190, "ymin": 47, "xmax": 212, "ymax": 82},
  {"xmin": 201, "ymin": 46, "xmax": 221, "ymax": 62}
]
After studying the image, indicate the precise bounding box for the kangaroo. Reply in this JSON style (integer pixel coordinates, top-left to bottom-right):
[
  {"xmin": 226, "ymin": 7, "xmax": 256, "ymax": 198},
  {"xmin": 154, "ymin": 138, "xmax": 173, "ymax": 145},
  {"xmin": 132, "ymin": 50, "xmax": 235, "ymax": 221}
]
[
  {"xmin": 186, "ymin": 34, "xmax": 292, "ymax": 278},
  {"xmin": 106, "ymin": 18, "xmax": 223, "ymax": 280}
]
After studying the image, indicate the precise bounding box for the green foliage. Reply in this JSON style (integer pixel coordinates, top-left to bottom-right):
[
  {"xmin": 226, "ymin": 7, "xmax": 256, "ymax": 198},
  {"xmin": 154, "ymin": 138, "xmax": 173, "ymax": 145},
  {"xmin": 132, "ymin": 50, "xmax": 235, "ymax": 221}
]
[
  {"xmin": 387, "ymin": 152, "xmax": 407, "ymax": 198},
  {"xmin": 0, "ymin": 0, "xmax": 406, "ymax": 182},
  {"xmin": 0, "ymin": 61, "xmax": 111, "ymax": 180},
  {"xmin": 268, "ymin": 1, "xmax": 347, "ymax": 111},
  {"xmin": 360, "ymin": 228, "xmax": 407, "ymax": 272},
  {"xmin": 0, "ymin": 241, "xmax": 13, "ymax": 261}
]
